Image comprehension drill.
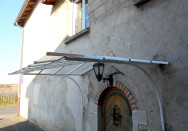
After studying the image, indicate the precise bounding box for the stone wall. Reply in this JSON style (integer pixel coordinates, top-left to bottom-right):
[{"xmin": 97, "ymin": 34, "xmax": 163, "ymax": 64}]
[{"xmin": 20, "ymin": 0, "xmax": 188, "ymax": 131}]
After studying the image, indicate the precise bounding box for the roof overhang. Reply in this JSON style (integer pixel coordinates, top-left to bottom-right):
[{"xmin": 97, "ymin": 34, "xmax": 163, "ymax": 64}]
[
  {"xmin": 9, "ymin": 52, "xmax": 169, "ymax": 76},
  {"xmin": 41, "ymin": 0, "xmax": 55, "ymax": 5},
  {"xmin": 14, "ymin": 0, "xmax": 38, "ymax": 27}
]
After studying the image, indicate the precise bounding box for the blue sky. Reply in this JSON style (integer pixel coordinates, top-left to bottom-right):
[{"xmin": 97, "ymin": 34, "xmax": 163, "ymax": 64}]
[{"xmin": 0, "ymin": 0, "xmax": 25, "ymax": 84}]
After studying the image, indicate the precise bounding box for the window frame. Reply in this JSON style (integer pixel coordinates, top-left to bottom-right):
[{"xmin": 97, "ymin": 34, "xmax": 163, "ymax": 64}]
[{"xmin": 72, "ymin": 0, "xmax": 89, "ymax": 35}]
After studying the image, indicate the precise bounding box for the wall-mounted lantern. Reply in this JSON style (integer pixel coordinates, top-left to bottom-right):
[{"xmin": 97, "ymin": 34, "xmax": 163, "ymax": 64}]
[
  {"xmin": 93, "ymin": 62, "xmax": 104, "ymax": 82},
  {"xmin": 93, "ymin": 63, "xmax": 125, "ymax": 87}
]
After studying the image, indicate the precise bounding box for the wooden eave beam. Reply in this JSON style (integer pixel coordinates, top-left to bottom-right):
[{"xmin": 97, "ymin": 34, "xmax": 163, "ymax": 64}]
[
  {"xmin": 23, "ymin": 11, "xmax": 30, "ymax": 15},
  {"xmin": 28, "ymin": 0, "xmax": 36, "ymax": 5},
  {"xmin": 41, "ymin": 0, "xmax": 55, "ymax": 5},
  {"xmin": 25, "ymin": 7, "xmax": 32, "ymax": 11},
  {"xmin": 18, "ymin": 22, "xmax": 24, "ymax": 27}
]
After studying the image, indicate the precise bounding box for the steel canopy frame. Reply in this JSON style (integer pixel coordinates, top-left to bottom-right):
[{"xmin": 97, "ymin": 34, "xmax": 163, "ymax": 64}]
[
  {"xmin": 9, "ymin": 52, "xmax": 168, "ymax": 76},
  {"xmin": 9, "ymin": 52, "xmax": 168, "ymax": 131},
  {"xmin": 46, "ymin": 52, "xmax": 168, "ymax": 64}
]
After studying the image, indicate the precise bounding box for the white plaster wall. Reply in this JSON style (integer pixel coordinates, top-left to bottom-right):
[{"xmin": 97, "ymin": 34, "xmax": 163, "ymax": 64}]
[
  {"xmin": 20, "ymin": 2, "xmax": 53, "ymax": 119},
  {"xmin": 22, "ymin": 3, "xmax": 53, "ymax": 67}
]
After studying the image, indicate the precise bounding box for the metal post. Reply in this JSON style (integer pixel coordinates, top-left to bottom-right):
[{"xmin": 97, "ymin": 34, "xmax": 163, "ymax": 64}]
[{"xmin": 132, "ymin": 64, "xmax": 165, "ymax": 131}]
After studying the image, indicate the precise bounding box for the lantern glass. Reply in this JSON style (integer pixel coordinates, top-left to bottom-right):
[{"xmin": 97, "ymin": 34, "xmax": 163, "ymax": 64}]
[
  {"xmin": 99, "ymin": 64, "xmax": 104, "ymax": 74},
  {"xmin": 93, "ymin": 62, "xmax": 104, "ymax": 81}
]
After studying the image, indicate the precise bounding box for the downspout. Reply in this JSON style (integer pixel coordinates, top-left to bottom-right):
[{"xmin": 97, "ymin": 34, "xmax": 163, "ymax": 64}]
[{"xmin": 18, "ymin": 28, "xmax": 24, "ymax": 116}]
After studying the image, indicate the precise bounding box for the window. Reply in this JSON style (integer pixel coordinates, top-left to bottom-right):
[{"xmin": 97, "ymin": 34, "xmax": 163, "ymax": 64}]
[{"xmin": 72, "ymin": 0, "xmax": 89, "ymax": 35}]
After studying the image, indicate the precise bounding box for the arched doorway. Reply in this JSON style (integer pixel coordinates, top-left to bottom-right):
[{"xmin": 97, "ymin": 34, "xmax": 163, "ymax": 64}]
[{"xmin": 98, "ymin": 87, "xmax": 133, "ymax": 131}]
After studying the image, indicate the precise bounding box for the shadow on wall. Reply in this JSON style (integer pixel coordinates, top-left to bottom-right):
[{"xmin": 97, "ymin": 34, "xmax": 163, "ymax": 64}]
[
  {"xmin": 51, "ymin": 0, "xmax": 66, "ymax": 15},
  {"xmin": 0, "ymin": 121, "xmax": 43, "ymax": 131},
  {"xmin": 24, "ymin": 75, "xmax": 76, "ymax": 131},
  {"xmin": 24, "ymin": 76, "xmax": 51, "ymax": 130}
]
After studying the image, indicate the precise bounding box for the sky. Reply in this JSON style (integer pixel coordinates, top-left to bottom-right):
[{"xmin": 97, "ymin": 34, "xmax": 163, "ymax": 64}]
[{"xmin": 0, "ymin": 0, "xmax": 25, "ymax": 84}]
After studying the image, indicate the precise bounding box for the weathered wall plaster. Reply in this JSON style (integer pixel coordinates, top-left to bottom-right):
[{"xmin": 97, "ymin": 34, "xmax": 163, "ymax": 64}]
[{"xmin": 20, "ymin": 0, "xmax": 188, "ymax": 131}]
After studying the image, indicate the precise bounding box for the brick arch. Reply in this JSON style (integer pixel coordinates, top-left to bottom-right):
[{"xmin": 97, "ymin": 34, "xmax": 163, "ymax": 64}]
[{"xmin": 94, "ymin": 81, "xmax": 136, "ymax": 110}]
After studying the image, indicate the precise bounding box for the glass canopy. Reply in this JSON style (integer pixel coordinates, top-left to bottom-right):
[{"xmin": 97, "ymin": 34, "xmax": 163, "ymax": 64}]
[{"xmin": 9, "ymin": 52, "xmax": 168, "ymax": 76}]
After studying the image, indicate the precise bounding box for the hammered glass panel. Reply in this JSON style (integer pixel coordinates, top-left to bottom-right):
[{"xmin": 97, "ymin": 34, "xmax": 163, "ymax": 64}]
[
  {"xmin": 35, "ymin": 55, "xmax": 64, "ymax": 63},
  {"xmin": 56, "ymin": 64, "xmax": 83, "ymax": 75},
  {"xmin": 40, "ymin": 67, "xmax": 62, "ymax": 74},
  {"xmin": 70, "ymin": 62, "xmax": 94, "ymax": 74}
]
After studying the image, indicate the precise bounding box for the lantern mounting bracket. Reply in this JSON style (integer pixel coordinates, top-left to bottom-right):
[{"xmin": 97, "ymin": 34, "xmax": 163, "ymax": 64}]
[
  {"xmin": 93, "ymin": 62, "xmax": 125, "ymax": 87},
  {"xmin": 102, "ymin": 71, "xmax": 125, "ymax": 87}
]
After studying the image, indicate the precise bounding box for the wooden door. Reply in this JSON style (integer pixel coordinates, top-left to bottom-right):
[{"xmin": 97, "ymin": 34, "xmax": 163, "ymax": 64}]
[{"xmin": 101, "ymin": 90, "xmax": 132, "ymax": 131}]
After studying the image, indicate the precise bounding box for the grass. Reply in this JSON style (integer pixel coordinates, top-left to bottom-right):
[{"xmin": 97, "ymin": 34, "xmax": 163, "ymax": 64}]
[
  {"xmin": 0, "ymin": 88, "xmax": 18, "ymax": 107},
  {"xmin": 0, "ymin": 97, "xmax": 18, "ymax": 107},
  {"xmin": 0, "ymin": 102, "xmax": 17, "ymax": 107},
  {"xmin": 0, "ymin": 85, "xmax": 11, "ymax": 88}
]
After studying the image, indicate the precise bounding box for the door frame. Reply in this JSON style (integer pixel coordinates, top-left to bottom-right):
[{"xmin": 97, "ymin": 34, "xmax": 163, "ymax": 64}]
[
  {"xmin": 97, "ymin": 86, "xmax": 134, "ymax": 131},
  {"xmin": 96, "ymin": 81, "xmax": 136, "ymax": 131}
]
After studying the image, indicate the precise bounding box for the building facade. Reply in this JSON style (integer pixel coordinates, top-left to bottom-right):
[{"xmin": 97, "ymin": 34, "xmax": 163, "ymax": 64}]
[{"xmin": 13, "ymin": 0, "xmax": 188, "ymax": 131}]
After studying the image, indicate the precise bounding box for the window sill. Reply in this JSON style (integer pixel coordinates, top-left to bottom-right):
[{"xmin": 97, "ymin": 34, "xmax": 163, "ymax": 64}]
[{"xmin": 64, "ymin": 28, "xmax": 90, "ymax": 44}]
